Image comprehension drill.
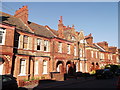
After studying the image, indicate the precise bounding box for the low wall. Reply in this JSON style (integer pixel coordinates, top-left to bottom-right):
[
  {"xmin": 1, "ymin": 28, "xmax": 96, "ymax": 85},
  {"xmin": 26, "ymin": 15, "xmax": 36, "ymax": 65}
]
[{"xmin": 50, "ymin": 72, "xmax": 64, "ymax": 81}]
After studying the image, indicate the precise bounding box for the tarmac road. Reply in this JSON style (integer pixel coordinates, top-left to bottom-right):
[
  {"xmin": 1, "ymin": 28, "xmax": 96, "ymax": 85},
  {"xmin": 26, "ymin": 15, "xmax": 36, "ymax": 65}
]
[{"xmin": 32, "ymin": 76, "xmax": 119, "ymax": 90}]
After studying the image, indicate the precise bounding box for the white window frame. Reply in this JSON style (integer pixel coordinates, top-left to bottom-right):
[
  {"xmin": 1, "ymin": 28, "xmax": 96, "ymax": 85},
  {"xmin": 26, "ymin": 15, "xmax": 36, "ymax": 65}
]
[
  {"xmin": 110, "ymin": 54, "xmax": 113, "ymax": 60},
  {"xmin": 23, "ymin": 35, "xmax": 28, "ymax": 49},
  {"xmin": 19, "ymin": 59, "xmax": 26, "ymax": 76},
  {"xmin": 116, "ymin": 56, "xmax": 119, "ymax": 62},
  {"xmin": 0, "ymin": 63, "xmax": 4, "ymax": 75},
  {"xmin": 71, "ymin": 36, "xmax": 75, "ymax": 41},
  {"xmin": 102, "ymin": 53, "xmax": 104, "ymax": 59},
  {"xmin": 44, "ymin": 40, "xmax": 49, "ymax": 52},
  {"xmin": 74, "ymin": 46, "xmax": 77, "ymax": 56},
  {"xmin": 80, "ymin": 39, "xmax": 87, "ymax": 44},
  {"xmin": 43, "ymin": 60, "xmax": 48, "ymax": 74},
  {"xmin": 0, "ymin": 28, "xmax": 6, "ymax": 45},
  {"xmin": 101, "ymin": 53, "xmax": 104, "ymax": 59},
  {"xmin": 80, "ymin": 62, "xmax": 83, "ymax": 72},
  {"xmin": 91, "ymin": 51, "xmax": 94, "ymax": 58},
  {"xmin": 58, "ymin": 42, "xmax": 62, "ymax": 53},
  {"xmin": 80, "ymin": 49, "xmax": 82, "ymax": 57},
  {"xmin": 34, "ymin": 60, "xmax": 39, "ymax": 75},
  {"xmin": 67, "ymin": 44, "xmax": 70, "ymax": 54},
  {"xmin": 37, "ymin": 38, "xmax": 42, "ymax": 51},
  {"xmin": 96, "ymin": 52, "xmax": 98, "ymax": 58},
  {"xmin": 76, "ymin": 62, "xmax": 78, "ymax": 72},
  {"xmin": 108, "ymin": 54, "xmax": 110, "ymax": 60}
]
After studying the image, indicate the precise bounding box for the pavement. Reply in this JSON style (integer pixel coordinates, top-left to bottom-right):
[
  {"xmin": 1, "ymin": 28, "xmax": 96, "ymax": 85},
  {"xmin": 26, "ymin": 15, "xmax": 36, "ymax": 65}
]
[{"xmin": 22, "ymin": 76, "xmax": 95, "ymax": 89}]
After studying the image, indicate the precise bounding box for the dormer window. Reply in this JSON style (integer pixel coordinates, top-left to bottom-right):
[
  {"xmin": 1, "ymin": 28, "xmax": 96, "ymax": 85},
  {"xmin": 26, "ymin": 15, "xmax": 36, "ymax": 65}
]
[{"xmin": 0, "ymin": 28, "xmax": 6, "ymax": 45}]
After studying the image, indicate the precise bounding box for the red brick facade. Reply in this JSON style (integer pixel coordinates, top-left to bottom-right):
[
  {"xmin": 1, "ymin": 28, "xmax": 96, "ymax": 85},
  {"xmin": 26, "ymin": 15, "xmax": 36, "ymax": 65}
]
[{"xmin": 0, "ymin": 6, "xmax": 119, "ymax": 84}]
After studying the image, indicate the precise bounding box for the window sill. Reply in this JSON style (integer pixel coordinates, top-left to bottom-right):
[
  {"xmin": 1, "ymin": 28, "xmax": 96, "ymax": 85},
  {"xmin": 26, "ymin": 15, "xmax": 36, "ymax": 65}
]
[
  {"xmin": 36, "ymin": 50, "xmax": 42, "ymax": 51},
  {"xmin": 42, "ymin": 73, "xmax": 48, "ymax": 75},
  {"xmin": 18, "ymin": 74, "xmax": 27, "ymax": 76},
  {"xmin": 0, "ymin": 44, "xmax": 5, "ymax": 45},
  {"xmin": 44, "ymin": 51, "xmax": 49, "ymax": 52}
]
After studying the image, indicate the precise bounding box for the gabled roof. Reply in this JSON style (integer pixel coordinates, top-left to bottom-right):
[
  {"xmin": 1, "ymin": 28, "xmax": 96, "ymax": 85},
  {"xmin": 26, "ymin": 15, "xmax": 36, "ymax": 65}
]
[
  {"xmin": 94, "ymin": 43, "xmax": 106, "ymax": 52},
  {"xmin": 45, "ymin": 25, "xmax": 58, "ymax": 36},
  {"xmin": 0, "ymin": 11, "xmax": 56, "ymax": 38},
  {"xmin": 79, "ymin": 30, "xmax": 85, "ymax": 40},
  {"xmin": 0, "ymin": 11, "xmax": 32, "ymax": 32},
  {"xmin": 28, "ymin": 21, "xmax": 56, "ymax": 38}
]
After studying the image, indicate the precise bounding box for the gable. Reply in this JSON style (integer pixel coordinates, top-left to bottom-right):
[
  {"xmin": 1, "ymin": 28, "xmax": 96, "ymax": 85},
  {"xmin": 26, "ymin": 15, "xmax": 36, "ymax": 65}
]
[{"xmin": 79, "ymin": 30, "xmax": 85, "ymax": 40}]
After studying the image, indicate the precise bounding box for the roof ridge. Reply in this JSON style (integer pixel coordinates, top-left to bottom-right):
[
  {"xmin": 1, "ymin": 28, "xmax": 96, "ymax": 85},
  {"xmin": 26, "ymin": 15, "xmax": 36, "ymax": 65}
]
[
  {"xmin": 28, "ymin": 21, "xmax": 45, "ymax": 28},
  {"xmin": 45, "ymin": 25, "xmax": 58, "ymax": 37},
  {"xmin": 0, "ymin": 11, "xmax": 14, "ymax": 17}
]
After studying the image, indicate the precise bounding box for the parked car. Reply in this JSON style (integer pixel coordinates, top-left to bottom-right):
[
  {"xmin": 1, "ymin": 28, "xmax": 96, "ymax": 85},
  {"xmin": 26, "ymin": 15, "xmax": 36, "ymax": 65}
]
[
  {"xmin": 95, "ymin": 69, "xmax": 114, "ymax": 79},
  {"xmin": 115, "ymin": 69, "xmax": 120, "ymax": 76},
  {"xmin": 82, "ymin": 73, "xmax": 90, "ymax": 77},
  {"xmin": 1, "ymin": 74, "xmax": 18, "ymax": 90},
  {"xmin": 76, "ymin": 72, "xmax": 83, "ymax": 78}
]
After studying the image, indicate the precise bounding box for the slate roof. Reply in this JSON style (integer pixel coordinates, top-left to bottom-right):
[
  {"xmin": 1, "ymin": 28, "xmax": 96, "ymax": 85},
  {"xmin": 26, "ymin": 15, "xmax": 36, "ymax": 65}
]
[
  {"xmin": 28, "ymin": 21, "xmax": 56, "ymax": 38},
  {"xmin": 93, "ymin": 43, "xmax": 106, "ymax": 52},
  {"xmin": 0, "ymin": 11, "xmax": 32, "ymax": 32},
  {"xmin": 0, "ymin": 11, "xmax": 56, "ymax": 38}
]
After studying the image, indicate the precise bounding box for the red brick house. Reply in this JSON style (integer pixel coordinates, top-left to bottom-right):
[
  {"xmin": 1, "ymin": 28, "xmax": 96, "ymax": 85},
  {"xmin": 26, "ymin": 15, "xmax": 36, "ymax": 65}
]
[
  {"xmin": 0, "ymin": 6, "xmax": 119, "ymax": 84},
  {"xmin": 0, "ymin": 23, "xmax": 15, "ymax": 75}
]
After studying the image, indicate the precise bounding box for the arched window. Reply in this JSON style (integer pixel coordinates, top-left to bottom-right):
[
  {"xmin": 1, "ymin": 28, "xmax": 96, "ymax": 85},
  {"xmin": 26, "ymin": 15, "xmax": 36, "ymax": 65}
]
[
  {"xmin": 57, "ymin": 64, "xmax": 61, "ymax": 72},
  {"xmin": 43, "ymin": 60, "xmax": 48, "ymax": 74}
]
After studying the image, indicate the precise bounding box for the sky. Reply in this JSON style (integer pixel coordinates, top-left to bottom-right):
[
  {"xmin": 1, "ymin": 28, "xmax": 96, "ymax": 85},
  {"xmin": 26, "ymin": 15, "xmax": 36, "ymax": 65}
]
[{"xmin": 1, "ymin": 2, "xmax": 118, "ymax": 48}]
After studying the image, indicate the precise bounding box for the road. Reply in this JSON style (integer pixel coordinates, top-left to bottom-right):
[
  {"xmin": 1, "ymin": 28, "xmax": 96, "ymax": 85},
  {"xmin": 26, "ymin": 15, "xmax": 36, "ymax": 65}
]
[
  {"xmin": 33, "ymin": 76, "xmax": 119, "ymax": 89},
  {"xmin": 55, "ymin": 77, "xmax": 118, "ymax": 88}
]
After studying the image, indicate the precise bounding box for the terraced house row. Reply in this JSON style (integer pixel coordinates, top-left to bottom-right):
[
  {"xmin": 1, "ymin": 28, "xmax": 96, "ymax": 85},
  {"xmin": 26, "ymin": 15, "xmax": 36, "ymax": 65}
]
[{"xmin": 0, "ymin": 6, "xmax": 119, "ymax": 83}]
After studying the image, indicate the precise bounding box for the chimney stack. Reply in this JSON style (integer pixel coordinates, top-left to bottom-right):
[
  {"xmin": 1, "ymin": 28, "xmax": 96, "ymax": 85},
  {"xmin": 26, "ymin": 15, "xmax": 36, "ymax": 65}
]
[
  {"xmin": 58, "ymin": 16, "xmax": 64, "ymax": 38},
  {"xmin": 14, "ymin": 6, "xmax": 28, "ymax": 24}
]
